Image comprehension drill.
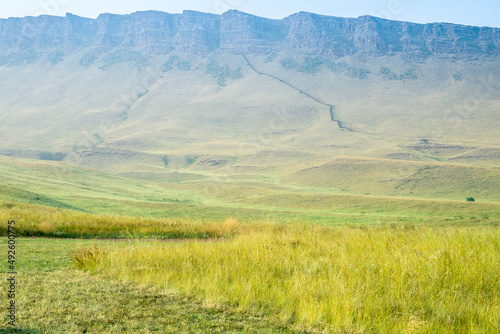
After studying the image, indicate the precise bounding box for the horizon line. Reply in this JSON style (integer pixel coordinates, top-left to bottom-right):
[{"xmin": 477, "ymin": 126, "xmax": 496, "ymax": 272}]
[{"xmin": 1, "ymin": 9, "xmax": 499, "ymax": 29}]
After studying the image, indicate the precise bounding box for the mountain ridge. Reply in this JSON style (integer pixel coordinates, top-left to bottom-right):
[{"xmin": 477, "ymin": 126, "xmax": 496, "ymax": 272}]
[{"xmin": 1, "ymin": 9, "xmax": 499, "ymax": 65}]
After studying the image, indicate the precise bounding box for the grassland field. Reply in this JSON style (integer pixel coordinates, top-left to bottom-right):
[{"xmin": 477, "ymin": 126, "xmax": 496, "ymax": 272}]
[
  {"xmin": 0, "ymin": 152, "xmax": 499, "ymax": 333},
  {"xmin": 1, "ymin": 222, "xmax": 499, "ymax": 333}
]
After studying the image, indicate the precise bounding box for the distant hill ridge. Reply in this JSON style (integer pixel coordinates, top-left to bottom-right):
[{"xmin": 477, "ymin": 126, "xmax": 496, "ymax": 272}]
[{"xmin": 1, "ymin": 9, "xmax": 499, "ymax": 64}]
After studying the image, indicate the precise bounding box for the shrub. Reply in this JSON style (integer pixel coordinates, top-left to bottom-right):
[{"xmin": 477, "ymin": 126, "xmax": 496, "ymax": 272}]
[
  {"xmin": 380, "ymin": 66, "xmax": 398, "ymax": 80},
  {"xmin": 280, "ymin": 58, "xmax": 298, "ymax": 70}
]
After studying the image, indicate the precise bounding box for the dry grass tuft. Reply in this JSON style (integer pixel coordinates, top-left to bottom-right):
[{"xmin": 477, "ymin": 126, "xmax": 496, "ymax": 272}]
[
  {"xmin": 72, "ymin": 246, "xmax": 107, "ymax": 270},
  {"xmin": 37, "ymin": 221, "xmax": 55, "ymax": 234},
  {"xmin": 221, "ymin": 217, "xmax": 243, "ymax": 235}
]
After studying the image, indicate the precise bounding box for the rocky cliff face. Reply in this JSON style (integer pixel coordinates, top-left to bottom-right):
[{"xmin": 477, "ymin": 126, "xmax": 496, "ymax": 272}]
[{"xmin": 0, "ymin": 10, "xmax": 499, "ymax": 64}]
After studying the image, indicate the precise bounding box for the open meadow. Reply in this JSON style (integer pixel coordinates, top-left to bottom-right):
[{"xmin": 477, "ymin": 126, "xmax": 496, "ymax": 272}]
[{"xmin": 1, "ymin": 192, "xmax": 499, "ymax": 333}]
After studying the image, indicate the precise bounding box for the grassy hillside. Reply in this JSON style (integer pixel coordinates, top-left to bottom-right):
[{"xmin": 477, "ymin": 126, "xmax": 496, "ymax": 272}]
[
  {"xmin": 1, "ymin": 156, "xmax": 499, "ymax": 229},
  {"xmin": 287, "ymin": 156, "xmax": 500, "ymax": 201},
  {"xmin": 0, "ymin": 155, "xmax": 200, "ymax": 216}
]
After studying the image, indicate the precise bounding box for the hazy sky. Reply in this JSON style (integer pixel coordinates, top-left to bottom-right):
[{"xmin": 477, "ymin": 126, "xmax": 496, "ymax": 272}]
[{"xmin": 1, "ymin": 0, "xmax": 499, "ymax": 28}]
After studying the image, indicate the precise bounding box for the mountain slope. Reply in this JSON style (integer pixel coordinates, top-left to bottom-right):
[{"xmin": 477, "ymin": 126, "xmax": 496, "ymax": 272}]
[{"xmin": 0, "ymin": 10, "xmax": 499, "ymax": 203}]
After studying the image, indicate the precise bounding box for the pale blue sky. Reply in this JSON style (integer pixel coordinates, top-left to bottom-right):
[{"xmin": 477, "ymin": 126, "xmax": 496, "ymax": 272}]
[{"xmin": 1, "ymin": 0, "xmax": 499, "ymax": 28}]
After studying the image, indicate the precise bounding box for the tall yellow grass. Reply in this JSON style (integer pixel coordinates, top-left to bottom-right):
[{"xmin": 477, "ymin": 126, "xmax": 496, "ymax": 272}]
[
  {"xmin": 0, "ymin": 201, "xmax": 243, "ymax": 239},
  {"xmin": 76, "ymin": 224, "xmax": 500, "ymax": 332}
]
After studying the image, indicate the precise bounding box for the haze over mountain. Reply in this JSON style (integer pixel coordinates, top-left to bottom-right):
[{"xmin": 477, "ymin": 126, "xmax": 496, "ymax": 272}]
[{"xmin": 0, "ymin": 10, "xmax": 499, "ymax": 202}]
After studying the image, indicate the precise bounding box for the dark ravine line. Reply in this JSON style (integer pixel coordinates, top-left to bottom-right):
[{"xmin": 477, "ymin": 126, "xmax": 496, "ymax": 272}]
[
  {"xmin": 241, "ymin": 55, "xmax": 353, "ymax": 132},
  {"xmin": 120, "ymin": 88, "xmax": 151, "ymax": 121}
]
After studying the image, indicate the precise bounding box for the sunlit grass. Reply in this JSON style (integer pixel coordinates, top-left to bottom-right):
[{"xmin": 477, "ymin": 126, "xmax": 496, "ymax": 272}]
[
  {"xmin": 0, "ymin": 239, "xmax": 300, "ymax": 333},
  {"xmin": 76, "ymin": 224, "xmax": 500, "ymax": 333},
  {"xmin": 0, "ymin": 201, "xmax": 245, "ymax": 239}
]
